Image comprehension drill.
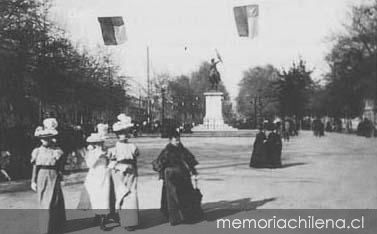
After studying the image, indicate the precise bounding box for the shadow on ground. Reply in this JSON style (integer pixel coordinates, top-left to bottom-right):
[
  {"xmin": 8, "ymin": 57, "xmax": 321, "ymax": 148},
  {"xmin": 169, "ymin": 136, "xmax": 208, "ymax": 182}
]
[
  {"xmin": 65, "ymin": 197, "xmax": 276, "ymax": 232},
  {"xmin": 281, "ymin": 162, "xmax": 306, "ymax": 168}
]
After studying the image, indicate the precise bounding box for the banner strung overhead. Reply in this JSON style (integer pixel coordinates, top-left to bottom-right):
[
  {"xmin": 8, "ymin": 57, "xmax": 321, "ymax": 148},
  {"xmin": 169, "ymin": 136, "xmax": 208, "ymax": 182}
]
[
  {"xmin": 233, "ymin": 5, "xmax": 259, "ymax": 38},
  {"xmin": 98, "ymin": 16, "xmax": 126, "ymax": 45}
]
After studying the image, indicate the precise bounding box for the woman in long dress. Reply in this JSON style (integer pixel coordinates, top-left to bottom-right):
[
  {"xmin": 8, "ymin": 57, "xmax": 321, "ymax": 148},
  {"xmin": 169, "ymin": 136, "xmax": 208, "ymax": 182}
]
[
  {"xmin": 31, "ymin": 118, "xmax": 66, "ymax": 234},
  {"xmin": 265, "ymin": 124, "xmax": 282, "ymax": 168},
  {"xmin": 152, "ymin": 130, "xmax": 201, "ymax": 225},
  {"xmin": 84, "ymin": 133, "xmax": 111, "ymax": 230},
  {"xmin": 249, "ymin": 125, "xmax": 267, "ymax": 168},
  {"xmin": 109, "ymin": 114, "xmax": 139, "ymax": 231}
]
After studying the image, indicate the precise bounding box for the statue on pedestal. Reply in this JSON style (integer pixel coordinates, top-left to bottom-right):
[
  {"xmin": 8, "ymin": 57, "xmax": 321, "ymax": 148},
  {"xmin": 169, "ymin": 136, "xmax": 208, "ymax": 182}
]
[{"xmin": 209, "ymin": 58, "xmax": 221, "ymax": 90}]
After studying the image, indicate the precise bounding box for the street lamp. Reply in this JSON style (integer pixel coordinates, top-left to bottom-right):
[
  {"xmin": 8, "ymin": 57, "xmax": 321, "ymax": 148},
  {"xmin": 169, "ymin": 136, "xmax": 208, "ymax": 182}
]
[
  {"xmin": 161, "ymin": 86, "xmax": 167, "ymax": 136},
  {"xmin": 249, "ymin": 89, "xmax": 264, "ymax": 129}
]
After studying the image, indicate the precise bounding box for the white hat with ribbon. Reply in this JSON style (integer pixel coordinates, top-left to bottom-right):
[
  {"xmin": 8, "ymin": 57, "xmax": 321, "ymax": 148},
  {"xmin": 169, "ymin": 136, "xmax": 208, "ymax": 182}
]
[
  {"xmin": 86, "ymin": 133, "xmax": 105, "ymax": 143},
  {"xmin": 34, "ymin": 118, "xmax": 59, "ymax": 138},
  {"xmin": 112, "ymin": 114, "xmax": 133, "ymax": 132}
]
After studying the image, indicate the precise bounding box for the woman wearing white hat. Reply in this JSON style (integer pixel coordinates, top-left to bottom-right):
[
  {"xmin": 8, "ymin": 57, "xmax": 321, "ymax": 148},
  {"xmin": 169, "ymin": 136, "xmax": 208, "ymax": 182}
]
[
  {"xmin": 30, "ymin": 118, "xmax": 66, "ymax": 234},
  {"xmin": 84, "ymin": 133, "xmax": 112, "ymax": 231},
  {"xmin": 108, "ymin": 114, "xmax": 139, "ymax": 231}
]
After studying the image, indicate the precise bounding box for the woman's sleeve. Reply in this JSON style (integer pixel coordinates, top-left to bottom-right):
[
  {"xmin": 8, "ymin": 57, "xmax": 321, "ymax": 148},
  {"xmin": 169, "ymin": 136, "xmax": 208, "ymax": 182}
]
[
  {"xmin": 183, "ymin": 148, "xmax": 198, "ymax": 168},
  {"xmin": 133, "ymin": 145, "xmax": 140, "ymax": 158},
  {"xmin": 107, "ymin": 147, "xmax": 115, "ymax": 160},
  {"xmin": 55, "ymin": 148, "xmax": 64, "ymax": 160},
  {"xmin": 31, "ymin": 165, "xmax": 38, "ymax": 183},
  {"xmin": 152, "ymin": 148, "xmax": 166, "ymax": 172},
  {"xmin": 86, "ymin": 150, "xmax": 103, "ymax": 168},
  {"xmin": 30, "ymin": 148, "xmax": 38, "ymax": 164}
]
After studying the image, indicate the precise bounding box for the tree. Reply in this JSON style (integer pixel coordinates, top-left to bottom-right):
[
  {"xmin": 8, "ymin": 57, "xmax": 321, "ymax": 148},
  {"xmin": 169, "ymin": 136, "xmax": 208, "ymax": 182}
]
[
  {"xmin": 237, "ymin": 65, "xmax": 279, "ymax": 124},
  {"xmin": 0, "ymin": 0, "xmax": 129, "ymax": 129},
  {"xmin": 324, "ymin": 1, "xmax": 377, "ymax": 118},
  {"xmin": 274, "ymin": 59, "xmax": 314, "ymax": 120}
]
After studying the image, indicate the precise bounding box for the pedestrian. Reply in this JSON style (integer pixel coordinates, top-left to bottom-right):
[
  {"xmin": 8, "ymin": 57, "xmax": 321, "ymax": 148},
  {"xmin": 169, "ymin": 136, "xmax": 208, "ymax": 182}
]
[
  {"xmin": 319, "ymin": 121, "xmax": 325, "ymax": 136},
  {"xmin": 312, "ymin": 118, "xmax": 321, "ymax": 137},
  {"xmin": 108, "ymin": 114, "xmax": 139, "ymax": 231},
  {"xmin": 325, "ymin": 121, "xmax": 333, "ymax": 132},
  {"xmin": 84, "ymin": 133, "xmax": 112, "ymax": 231},
  {"xmin": 0, "ymin": 150, "xmax": 12, "ymax": 181},
  {"xmin": 30, "ymin": 118, "xmax": 66, "ymax": 234},
  {"xmin": 152, "ymin": 130, "xmax": 202, "ymax": 225},
  {"xmin": 283, "ymin": 119, "xmax": 290, "ymax": 142},
  {"xmin": 265, "ymin": 123, "xmax": 282, "ymax": 168},
  {"xmin": 249, "ymin": 124, "xmax": 267, "ymax": 168}
]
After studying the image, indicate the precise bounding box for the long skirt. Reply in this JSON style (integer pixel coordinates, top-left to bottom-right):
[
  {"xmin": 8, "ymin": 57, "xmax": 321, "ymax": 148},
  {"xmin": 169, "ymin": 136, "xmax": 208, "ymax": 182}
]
[
  {"xmin": 84, "ymin": 167, "xmax": 111, "ymax": 214},
  {"xmin": 112, "ymin": 166, "xmax": 139, "ymax": 227},
  {"xmin": 37, "ymin": 168, "xmax": 66, "ymax": 234},
  {"xmin": 161, "ymin": 167, "xmax": 197, "ymax": 225},
  {"xmin": 250, "ymin": 144, "xmax": 268, "ymax": 168}
]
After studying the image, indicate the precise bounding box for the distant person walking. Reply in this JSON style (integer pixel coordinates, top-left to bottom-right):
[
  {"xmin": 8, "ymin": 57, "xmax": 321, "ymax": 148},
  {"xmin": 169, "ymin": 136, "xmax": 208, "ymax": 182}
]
[
  {"xmin": 283, "ymin": 119, "xmax": 291, "ymax": 142},
  {"xmin": 249, "ymin": 125, "xmax": 267, "ymax": 168},
  {"xmin": 0, "ymin": 150, "xmax": 11, "ymax": 181},
  {"xmin": 312, "ymin": 118, "xmax": 323, "ymax": 137},
  {"xmin": 265, "ymin": 123, "xmax": 283, "ymax": 168}
]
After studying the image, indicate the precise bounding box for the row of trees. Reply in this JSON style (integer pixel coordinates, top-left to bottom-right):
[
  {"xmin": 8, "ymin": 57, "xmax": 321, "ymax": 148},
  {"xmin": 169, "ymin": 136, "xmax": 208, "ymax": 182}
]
[
  {"xmin": 0, "ymin": 0, "xmax": 132, "ymax": 179},
  {"xmin": 236, "ymin": 60, "xmax": 315, "ymax": 126},
  {"xmin": 320, "ymin": 1, "xmax": 376, "ymax": 118},
  {"xmin": 237, "ymin": 1, "xmax": 376, "ymax": 126},
  {"xmin": 0, "ymin": 0, "xmax": 128, "ymax": 135}
]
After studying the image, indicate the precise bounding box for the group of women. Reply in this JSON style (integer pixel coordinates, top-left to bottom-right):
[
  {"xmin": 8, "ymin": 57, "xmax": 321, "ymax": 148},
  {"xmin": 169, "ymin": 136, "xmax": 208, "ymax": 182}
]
[
  {"xmin": 249, "ymin": 122, "xmax": 283, "ymax": 168},
  {"xmin": 30, "ymin": 114, "xmax": 202, "ymax": 234}
]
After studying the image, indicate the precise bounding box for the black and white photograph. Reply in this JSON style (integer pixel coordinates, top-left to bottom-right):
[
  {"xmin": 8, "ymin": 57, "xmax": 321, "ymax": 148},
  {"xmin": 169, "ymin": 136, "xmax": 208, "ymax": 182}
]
[{"xmin": 0, "ymin": 0, "xmax": 376, "ymax": 233}]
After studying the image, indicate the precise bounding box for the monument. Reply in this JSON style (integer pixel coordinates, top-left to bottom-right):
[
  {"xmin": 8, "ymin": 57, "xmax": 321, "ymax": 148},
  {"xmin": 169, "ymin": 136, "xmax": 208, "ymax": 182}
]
[{"xmin": 192, "ymin": 57, "xmax": 237, "ymax": 132}]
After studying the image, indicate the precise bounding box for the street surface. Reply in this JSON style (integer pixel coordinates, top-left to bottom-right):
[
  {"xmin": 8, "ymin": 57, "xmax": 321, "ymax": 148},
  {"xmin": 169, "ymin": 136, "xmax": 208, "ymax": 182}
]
[{"xmin": 0, "ymin": 131, "xmax": 376, "ymax": 233}]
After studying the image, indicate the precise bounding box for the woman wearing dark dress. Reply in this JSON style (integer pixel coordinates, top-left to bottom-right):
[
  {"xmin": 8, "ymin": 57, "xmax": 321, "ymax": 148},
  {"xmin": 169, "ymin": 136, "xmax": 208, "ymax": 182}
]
[
  {"xmin": 249, "ymin": 125, "xmax": 267, "ymax": 168},
  {"xmin": 265, "ymin": 124, "xmax": 282, "ymax": 168},
  {"xmin": 152, "ymin": 131, "xmax": 201, "ymax": 225}
]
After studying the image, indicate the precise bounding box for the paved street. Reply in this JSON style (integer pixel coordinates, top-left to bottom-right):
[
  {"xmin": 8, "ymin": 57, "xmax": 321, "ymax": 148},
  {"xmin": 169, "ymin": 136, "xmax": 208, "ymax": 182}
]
[
  {"xmin": 1, "ymin": 132, "xmax": 377, "ymax": 233},
  {"xmin": 1, "ymin": 131, "xmax": 376, "ymax": 209}
]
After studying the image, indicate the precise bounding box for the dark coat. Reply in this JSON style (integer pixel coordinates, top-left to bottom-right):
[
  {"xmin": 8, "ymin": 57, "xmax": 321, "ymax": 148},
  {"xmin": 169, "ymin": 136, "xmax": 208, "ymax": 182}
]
[
  {"xmin": 265, "ymin": 132, "xmax": 282, "ymax": 168},
  {"xmin": 249, "ymin": 131, "xmax": 267, "ymax": 168},
  {"xmin": 152, "ymin": 143, "xmax": 200, "ymax": 225}
]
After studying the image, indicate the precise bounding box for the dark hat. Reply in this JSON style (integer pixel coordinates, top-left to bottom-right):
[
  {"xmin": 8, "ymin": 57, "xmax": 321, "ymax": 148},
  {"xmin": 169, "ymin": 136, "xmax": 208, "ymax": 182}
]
[
  {"xmin": 167, "ymin": 128, "xmax": 180, "ymax": 139},
  {"xmin": 265, "ymin": 122, "xmax": 276, "ymax": 131},
  {"xmin": 257, "ymin": 124, "xmax": 264, "ymax": 130}
]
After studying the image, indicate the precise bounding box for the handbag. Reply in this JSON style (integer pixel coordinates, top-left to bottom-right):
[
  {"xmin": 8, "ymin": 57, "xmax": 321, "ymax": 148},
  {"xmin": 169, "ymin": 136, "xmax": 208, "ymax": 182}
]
[{"xmin": 190, "ymin": 176, "xmax": 204, "ymax": 220}]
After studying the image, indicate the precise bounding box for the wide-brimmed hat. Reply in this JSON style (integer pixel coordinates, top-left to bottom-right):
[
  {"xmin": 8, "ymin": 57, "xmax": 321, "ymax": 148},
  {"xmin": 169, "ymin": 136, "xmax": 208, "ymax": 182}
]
[
  {"xmin": 86, "ymin": 133, "xmax": 105, "ymax": 143},
  {"xmin": 34, "ymin": 118, "xmax": 59, "ymax": 138},
  {"xmin": 97, "ymin": 123, "xmax": 109, "ymax": 137},
  {"xmin": 112, "ymin": 114, "xmax": 133, "ymax": 132}
]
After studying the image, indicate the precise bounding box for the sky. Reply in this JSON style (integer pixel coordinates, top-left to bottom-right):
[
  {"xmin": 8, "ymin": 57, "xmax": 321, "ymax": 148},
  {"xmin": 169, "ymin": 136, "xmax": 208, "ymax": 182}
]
[{"xmin": 48, "ymin": 0, "xmax": 366, "ymax": 98}]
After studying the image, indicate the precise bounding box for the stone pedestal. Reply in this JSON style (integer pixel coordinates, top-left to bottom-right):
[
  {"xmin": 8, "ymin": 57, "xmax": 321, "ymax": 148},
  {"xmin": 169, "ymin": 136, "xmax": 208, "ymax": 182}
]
[{"xmin": 192, "ymin": 92, "xmax": 237, "ymax": 132}]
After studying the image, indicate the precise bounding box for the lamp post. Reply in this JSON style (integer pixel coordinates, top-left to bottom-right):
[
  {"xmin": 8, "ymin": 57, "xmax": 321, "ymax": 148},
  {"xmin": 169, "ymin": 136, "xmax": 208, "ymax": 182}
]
[
  {"xmin": 160, "ymin": 86, "xmax": 167, "ymax": 137},
  {"xmin": 249, "ymin": 89, "xmax": 263, "ymax": 129},
  {"xmin": 161, "ymin": 87, "xmax": 166, "ymax": 129}
]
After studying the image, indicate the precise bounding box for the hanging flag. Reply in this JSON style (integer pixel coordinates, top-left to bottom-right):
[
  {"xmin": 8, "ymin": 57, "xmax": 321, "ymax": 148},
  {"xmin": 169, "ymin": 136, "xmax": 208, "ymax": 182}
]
[
  {"xmin": 98, "ymin": 16, "xmax": 127, "ymax": 45},
  {"xmin": 233, "ymin": 5, "xmax": 259, "ymax": 38}
]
